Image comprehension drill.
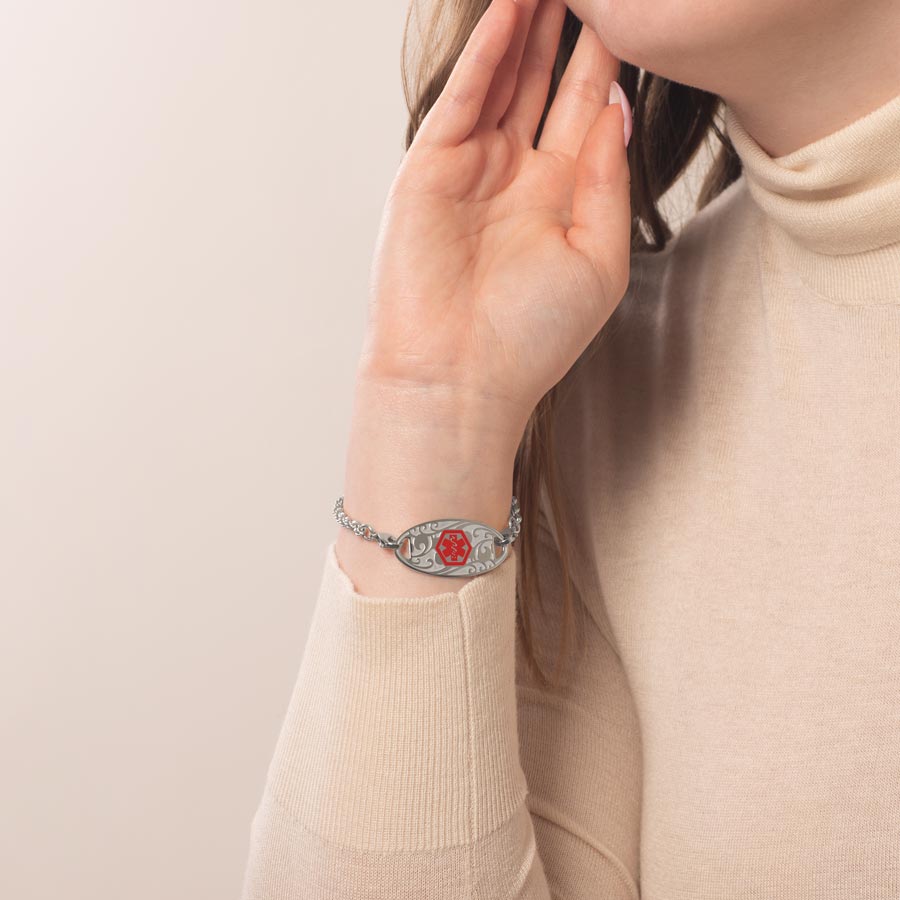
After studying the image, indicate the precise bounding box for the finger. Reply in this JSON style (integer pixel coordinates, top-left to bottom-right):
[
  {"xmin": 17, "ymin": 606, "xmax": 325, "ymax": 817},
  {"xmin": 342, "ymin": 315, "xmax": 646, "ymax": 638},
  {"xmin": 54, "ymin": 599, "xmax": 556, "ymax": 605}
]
[
  {"xmin": 498, "ymin": 0, "xmax": 568, "ymax": 146},
  {"xmin": 566, "ymin": 97, "xmax": 632, "ymax": 299},
  {"xmin": 415, "ymin": 0, "xmax": 520, "ymax": 148},
  {"xmin": 474, "ymin": 0, "xmax": 540, "ymax": 132},
  {"xmin": 536, "ymin": 22, "xmax": 619, "ymax": 160}
]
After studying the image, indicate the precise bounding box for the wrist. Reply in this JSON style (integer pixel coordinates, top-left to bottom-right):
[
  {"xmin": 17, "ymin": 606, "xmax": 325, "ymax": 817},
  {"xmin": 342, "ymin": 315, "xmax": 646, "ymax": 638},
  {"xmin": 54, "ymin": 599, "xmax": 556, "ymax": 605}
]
[
  {"xmin": 352, "ymin": 369, "xmax": 531, "ymax": 451},
  {"xmin": 344, "ymin": 377, "xmax": 520, "ymax": 528},
  {"xmin": 337, "ymin": 378, "xmax": 523, "ymax": 595}
]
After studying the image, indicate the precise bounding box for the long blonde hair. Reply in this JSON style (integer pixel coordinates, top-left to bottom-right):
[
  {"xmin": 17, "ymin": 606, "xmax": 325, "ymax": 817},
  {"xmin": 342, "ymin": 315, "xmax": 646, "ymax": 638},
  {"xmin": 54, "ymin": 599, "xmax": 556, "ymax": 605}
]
[{"xmin": 400, "ymin": 0, "xmax": 742, "ymax": 687}]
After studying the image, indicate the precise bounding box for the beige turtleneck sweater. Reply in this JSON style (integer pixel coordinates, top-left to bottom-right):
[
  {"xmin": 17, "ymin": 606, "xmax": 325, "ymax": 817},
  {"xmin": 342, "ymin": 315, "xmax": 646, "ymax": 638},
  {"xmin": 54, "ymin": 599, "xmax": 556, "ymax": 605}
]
[{"xmin": 241, "ymin": 90, "xmax": 900, "ymax": 899}]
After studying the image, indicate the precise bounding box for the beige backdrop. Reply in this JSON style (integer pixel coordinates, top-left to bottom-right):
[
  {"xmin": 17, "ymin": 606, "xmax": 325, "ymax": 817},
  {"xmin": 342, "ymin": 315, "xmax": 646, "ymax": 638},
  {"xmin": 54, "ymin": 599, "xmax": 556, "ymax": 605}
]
[{"xmin": 0, "ymin": 3, "xmax": 707, "ymax": 897}]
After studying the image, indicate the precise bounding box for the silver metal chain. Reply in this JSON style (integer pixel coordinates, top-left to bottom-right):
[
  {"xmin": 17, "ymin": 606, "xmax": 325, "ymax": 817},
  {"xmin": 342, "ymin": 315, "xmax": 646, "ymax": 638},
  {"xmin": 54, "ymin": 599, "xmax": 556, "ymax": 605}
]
[{"xmin": 333, "ymin": 495, "xmax": 522, "ymax": 550}]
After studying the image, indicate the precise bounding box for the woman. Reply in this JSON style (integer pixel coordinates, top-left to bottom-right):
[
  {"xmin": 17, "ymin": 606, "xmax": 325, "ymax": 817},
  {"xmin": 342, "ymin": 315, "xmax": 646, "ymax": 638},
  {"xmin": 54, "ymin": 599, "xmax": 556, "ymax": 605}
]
[{"xmin": 242, "ymin": 0, "xmax": 900, "ymax": 896}]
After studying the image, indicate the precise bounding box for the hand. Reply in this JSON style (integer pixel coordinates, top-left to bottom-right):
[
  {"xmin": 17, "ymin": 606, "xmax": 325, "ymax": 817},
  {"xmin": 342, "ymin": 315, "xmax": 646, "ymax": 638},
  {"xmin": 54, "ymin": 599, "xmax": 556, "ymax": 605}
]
[{"xmin": 358, "ymin": 0, "xmax": 632, "ymax": 429}]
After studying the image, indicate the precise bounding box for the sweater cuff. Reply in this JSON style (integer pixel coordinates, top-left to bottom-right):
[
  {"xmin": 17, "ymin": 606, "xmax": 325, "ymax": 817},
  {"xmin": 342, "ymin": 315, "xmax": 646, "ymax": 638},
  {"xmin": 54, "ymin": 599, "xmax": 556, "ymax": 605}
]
[{"xmin": 263, "ymin": 539, "xmax": 528, "ymax": 853}]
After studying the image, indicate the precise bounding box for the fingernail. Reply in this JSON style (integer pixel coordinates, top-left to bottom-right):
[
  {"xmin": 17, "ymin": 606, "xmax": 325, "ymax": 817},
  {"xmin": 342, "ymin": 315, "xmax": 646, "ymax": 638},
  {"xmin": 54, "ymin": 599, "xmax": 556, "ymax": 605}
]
[{"xmin": 608, "ymin": 81, "xmax": 633, "ymax": 148}]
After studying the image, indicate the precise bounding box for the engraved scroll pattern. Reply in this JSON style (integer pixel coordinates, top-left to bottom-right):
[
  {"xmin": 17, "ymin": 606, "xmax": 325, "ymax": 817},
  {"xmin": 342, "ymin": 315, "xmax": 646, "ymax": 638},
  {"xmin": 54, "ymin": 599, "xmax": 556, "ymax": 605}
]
[{"xmin": 394, "ymin": 518, "xmax": 509, "ymax": 576}]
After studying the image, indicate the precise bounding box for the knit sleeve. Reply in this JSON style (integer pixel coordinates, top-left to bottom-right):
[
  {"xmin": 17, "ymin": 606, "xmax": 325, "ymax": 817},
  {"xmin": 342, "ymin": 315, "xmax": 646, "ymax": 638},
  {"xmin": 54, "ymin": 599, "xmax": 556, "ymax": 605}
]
[{"xmin": 239, "ymin": 513, "xmax": 642, "ymax": 899}]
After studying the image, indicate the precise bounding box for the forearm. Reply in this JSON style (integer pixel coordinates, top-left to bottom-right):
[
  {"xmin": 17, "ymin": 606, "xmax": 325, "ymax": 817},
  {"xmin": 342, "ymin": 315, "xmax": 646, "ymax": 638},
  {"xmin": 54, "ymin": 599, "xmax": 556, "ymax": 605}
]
[
  {"xmin": 242, "ymin": 384, "xmax": 541, "ymax": 894},
  {"xmin": 336, "ymin": 373, "xmax": 527, "ymax": 598}
]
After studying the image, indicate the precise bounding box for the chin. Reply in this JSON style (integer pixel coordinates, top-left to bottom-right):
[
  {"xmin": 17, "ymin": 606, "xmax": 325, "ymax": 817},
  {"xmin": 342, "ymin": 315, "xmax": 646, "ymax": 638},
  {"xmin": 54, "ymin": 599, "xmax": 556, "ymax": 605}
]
[{"xmin": 566, "ymin": 0, "xmax": 812, "ymax": 91}]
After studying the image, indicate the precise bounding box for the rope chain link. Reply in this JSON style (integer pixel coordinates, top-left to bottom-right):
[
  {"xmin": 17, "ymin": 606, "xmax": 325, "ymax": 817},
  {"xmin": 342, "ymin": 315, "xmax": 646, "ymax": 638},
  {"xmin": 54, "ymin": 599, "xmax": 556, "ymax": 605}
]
[{"xmin": 333, "ymin": 495, "xmax": 522, "ymax": 551}]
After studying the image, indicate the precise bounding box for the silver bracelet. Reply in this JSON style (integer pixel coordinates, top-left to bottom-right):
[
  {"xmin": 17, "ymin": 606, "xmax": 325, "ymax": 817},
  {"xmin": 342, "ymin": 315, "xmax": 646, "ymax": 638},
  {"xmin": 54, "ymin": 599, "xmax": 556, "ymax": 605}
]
[{"xmin": 333, "ymin": 495, "xmax": 522, "ymax": 577}]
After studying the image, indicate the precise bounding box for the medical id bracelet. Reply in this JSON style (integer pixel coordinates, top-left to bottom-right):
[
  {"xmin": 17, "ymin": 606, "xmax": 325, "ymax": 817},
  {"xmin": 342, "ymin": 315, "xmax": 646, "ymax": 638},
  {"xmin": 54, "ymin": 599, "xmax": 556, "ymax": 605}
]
[{"xmin": 333, "ymin": 494, "xmax": 522, "ymax": 577}]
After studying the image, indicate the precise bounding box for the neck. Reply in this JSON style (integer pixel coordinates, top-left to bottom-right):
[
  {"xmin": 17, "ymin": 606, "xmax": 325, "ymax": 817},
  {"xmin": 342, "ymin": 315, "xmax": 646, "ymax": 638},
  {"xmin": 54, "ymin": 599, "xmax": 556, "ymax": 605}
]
[
  {"xmin": 714, "ymin": 2, "xmax": 900, "ymax": 157},
  {"xmin": 723, "ymin": 87, "xmax": 900, "ymax": 305}
]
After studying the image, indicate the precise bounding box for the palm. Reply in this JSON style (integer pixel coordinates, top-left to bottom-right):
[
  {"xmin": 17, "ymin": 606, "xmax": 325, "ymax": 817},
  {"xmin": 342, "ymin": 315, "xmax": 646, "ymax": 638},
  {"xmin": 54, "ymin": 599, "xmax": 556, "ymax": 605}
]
[{"xmin": 361, "ymin": 0, "xmax": 631, "ymax": 417}]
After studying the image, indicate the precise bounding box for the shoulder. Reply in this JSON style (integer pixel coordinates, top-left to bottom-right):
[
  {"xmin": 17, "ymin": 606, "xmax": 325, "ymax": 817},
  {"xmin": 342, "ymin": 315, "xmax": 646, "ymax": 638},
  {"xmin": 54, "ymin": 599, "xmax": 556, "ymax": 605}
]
[
  {"xmin": 541, "ymin": 175, "xmax": 760, "ymax": 599},
  {"xmin": 605, "ymin": 174, "xmax": 757, "ymax": 352},
  {"xmin": 561, "ymin": 173, "xmax": 756, "ymax": 439}
]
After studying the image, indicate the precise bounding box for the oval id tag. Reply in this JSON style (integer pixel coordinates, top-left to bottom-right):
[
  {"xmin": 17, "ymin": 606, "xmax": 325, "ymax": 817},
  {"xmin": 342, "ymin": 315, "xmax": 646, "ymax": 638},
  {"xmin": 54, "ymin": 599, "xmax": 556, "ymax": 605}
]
[{"xmin": 393, "ymin": 517, "xmax": 509, "ymax": 577}]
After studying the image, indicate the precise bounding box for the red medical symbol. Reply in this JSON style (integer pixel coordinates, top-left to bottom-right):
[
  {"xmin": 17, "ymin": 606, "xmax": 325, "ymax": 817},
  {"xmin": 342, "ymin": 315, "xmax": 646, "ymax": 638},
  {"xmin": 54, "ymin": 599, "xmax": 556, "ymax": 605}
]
[{"xmin": 436, "ymin": 529, "xmax": 472, "ymax": 566}]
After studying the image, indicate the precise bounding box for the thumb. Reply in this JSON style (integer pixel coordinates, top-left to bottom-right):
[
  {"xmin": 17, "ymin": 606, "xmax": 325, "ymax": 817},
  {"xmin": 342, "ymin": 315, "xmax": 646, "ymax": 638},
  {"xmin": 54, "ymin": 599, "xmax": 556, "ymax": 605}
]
[{"xmin": 566, "ymin": 82, "xmax": 633, "ymax": 299}]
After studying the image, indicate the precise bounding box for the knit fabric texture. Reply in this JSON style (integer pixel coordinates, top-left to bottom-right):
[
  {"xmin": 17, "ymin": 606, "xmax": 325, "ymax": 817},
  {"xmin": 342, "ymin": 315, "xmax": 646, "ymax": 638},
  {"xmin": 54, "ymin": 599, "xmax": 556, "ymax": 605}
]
[{"xmin": 240, "ymin": 90, "xmax": 900, "ymax": 899}]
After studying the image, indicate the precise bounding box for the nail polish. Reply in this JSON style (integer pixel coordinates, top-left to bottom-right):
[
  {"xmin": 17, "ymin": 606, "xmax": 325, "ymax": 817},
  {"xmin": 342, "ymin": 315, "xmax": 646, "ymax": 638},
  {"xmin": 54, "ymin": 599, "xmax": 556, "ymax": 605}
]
[{"xmin": 608, "ymin": 81, "xmax": 633, "ymax": 148}]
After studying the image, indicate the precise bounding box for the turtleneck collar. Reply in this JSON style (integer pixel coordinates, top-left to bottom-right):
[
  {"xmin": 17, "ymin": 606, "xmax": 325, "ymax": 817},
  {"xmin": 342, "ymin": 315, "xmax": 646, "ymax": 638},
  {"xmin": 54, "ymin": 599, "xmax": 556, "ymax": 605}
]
[{"xmin": 723, "ymin": 90, "xmax": 900, "ymax": 304}]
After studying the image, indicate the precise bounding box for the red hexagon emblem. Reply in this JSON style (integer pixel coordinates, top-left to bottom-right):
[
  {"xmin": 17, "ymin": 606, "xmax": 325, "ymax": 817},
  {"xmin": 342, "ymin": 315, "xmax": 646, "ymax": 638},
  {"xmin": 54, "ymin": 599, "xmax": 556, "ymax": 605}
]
[{"xmin": 436, "ymin": 529, "xmax": 472, "ymax": 566}]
